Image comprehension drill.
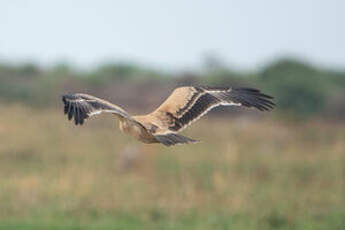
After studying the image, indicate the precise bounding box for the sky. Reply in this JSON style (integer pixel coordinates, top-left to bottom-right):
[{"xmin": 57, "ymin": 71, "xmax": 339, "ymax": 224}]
[{"xmin": 0, "ymin": 0, "xmax": 344, "ymax": 71}]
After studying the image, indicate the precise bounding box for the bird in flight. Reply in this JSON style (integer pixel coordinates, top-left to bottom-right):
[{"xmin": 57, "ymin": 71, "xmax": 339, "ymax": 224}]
[{"xmin": 62, "ymin": 86, "xmax": 274, "ymax": 146}]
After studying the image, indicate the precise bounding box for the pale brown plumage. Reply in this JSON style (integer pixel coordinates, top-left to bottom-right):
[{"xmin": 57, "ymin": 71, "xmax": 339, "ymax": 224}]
[{"xmin": 62, "ymin": 86, "xmax": 274, "ymax": 146}]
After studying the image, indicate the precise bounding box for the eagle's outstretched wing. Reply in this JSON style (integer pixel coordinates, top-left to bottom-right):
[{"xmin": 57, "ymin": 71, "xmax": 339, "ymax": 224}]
[
  {"xmin": 62, "ymin": 93, "xmax": 131, "ymax": 125},
  {"xmin": 150, "ymin": 86, "xmax": 274, "ymax": 132}
]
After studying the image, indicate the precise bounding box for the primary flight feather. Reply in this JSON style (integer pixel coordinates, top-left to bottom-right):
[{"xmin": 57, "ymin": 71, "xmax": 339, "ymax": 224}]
[{"xmin": 62, "ymin": 86, "xmax": 274, "ymax": 146}]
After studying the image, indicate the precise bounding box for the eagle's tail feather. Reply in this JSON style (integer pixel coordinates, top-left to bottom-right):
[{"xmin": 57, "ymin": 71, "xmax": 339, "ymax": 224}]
[{"xmin": 155, "ymin": 133, "xmax": 199, "ymax": 146}]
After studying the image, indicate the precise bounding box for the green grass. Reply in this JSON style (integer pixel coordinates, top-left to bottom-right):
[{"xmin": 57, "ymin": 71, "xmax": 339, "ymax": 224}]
[
  {"xmin": 1, "ymin": 212, "xmax": 345, "ymax": 230},
  {"xmin": 0, "ymin": 105, "xmax": 344, "ymax": 229}
]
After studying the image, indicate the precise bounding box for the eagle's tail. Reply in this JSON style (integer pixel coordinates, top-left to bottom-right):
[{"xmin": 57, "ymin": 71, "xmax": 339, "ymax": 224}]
[{"xmin": 155, "ymin": 133, "xmax": 199, "ymax": 146}]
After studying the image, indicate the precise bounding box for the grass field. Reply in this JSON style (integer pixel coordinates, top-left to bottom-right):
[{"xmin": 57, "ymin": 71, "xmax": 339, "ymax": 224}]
[{"xmin": 0, "ymin": 104, "xmax": 344, "ymax": 229}]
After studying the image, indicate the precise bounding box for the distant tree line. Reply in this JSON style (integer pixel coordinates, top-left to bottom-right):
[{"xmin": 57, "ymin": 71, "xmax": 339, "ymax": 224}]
[{"xmin": 0, "ymin": 58, "xmax": 344, "ymax": 119}]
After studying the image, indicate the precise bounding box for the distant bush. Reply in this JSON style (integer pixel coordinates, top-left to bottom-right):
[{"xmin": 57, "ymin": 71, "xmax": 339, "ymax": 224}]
[
  {"xmin": 260, "ymin": 58, "xmax": 345, "ymax": 118},
  {"xmin": 260, "ymin": 59, "xmax": 326, "ymax": 116},
  {"xmin": 87, "ymin": 62, "xmax": 167, "ymax": 85}
]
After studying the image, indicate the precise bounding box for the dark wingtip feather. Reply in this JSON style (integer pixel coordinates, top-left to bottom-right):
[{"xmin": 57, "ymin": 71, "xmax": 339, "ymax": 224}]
[
  {"xmin": 230, "ymin": 88, "xmax": 275, "ymax": 111},
  {"xmin": 237, "ymin": 87, "xmax": 260, "ymax": 93},
  {"xmin": 62, "ymin": 95, "xmax": 71, "ymax": 114},
  {"xmin": 64, "ymin": 104, "xmax": 68, "ymax": 114},
  {"xmin": 62, "ymin": 94, "xmax": 87, "ymax": 125},
  {"xmin": 74, "ymin": 107, "xmax": 80, "ymax": 125},
  {"xmin": 67, "ymin": 104, "xmax": 73, "ymax": 120}
]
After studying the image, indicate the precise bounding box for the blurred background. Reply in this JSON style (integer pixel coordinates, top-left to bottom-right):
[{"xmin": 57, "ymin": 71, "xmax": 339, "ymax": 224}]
[{"xmin": 0, "ymin": 1, "xmax": 344, "ymax": 229}]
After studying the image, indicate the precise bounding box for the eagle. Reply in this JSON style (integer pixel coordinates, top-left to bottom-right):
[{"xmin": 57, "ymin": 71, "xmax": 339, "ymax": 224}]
[{"xmin": 62, "ymin": 86, "xmax": 274, "ymax": 146}]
